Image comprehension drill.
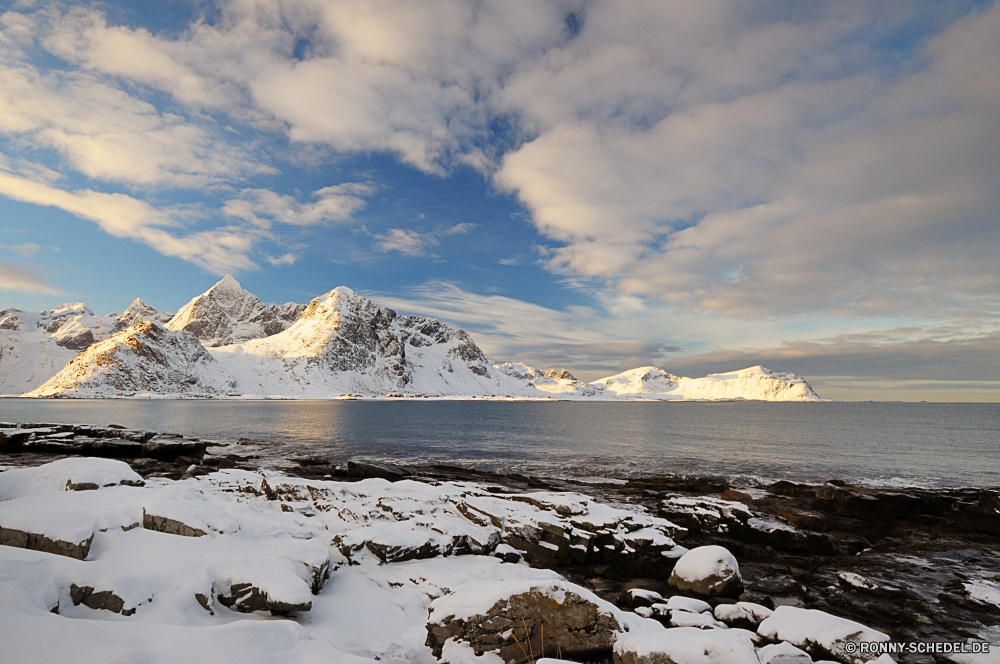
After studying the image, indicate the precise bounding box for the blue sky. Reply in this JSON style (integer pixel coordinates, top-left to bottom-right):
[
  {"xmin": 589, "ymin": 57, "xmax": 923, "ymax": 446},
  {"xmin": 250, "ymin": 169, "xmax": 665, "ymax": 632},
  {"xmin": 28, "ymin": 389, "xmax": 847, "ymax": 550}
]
[{"xmin": 0, "ymin": 0, "xmax": 998, "ymax": 400}]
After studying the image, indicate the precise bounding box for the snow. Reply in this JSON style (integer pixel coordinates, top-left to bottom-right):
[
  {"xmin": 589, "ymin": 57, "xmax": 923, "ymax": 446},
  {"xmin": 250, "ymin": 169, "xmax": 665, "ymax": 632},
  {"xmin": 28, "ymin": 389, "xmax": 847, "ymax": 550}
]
[
  {"xmin": 965, "ymin": 578, "xmax": 1000, "ymax": 608},
  {"xmin": 4, "ymin": 277, "xmax": 823, "ymax": 401},
  {"xmin": 0, "ymin": 457, "xmax": 690, "ymax": 663},
  {"xmin": 671, "ymin": 545, "xmax": 741, "ymax": 589},
  {"xmin": 757, "ymin": 641, "xmax": 813, "ymax": 664},
  {"xmin": 837, "ymin": 572, "xmax": 879, "ymax": 591},
  {"xmin": 614, "ymin": 626, "xmax": 760, "ymax": 664},
  {"xmin": 667, "ymin": 595, "xmax": 713, "ymax": 613},
  {"xmin": 758, "ymin": 606, "xmax": 888, "ymax": 664}
]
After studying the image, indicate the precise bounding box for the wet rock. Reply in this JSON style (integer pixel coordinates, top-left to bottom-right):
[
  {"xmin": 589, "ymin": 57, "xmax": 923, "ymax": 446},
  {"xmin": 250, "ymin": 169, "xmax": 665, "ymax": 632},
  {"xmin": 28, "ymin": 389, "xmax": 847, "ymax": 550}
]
[
  {"xmin": 0, "ymin": 527, "xmax": 93, "ymax": 560},
  {"xmin": 769, "ymin": 505, "xmax": 827, "ymax": 532},
  {"xmin": 426, "ymin": 582, "xmax": 621, "ymax": 664},
  {"xmin": 668, "ymin": 545, "xmax": 743, "ymax": 599},
  {"xmin": 613, "ymin": 626, "xmax": 759, "ymax": 664},
  {"xmin": 768, "ymin": 481, "xmax": 820, "ymax": 499},
  {"xmin": 619, "ymin": 588, "xmax": 665, "ymax": 610},
  {"xmin": 346, "ymin": 459, "xmax": 412, "ymax": 480}
]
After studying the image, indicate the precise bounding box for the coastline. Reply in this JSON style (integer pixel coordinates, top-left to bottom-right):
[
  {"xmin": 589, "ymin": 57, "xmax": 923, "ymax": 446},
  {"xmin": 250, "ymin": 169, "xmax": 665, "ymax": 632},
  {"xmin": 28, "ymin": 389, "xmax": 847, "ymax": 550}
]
[{"xmin": 0, "ymin": 420, "xmax": 998, "ymax": 663}]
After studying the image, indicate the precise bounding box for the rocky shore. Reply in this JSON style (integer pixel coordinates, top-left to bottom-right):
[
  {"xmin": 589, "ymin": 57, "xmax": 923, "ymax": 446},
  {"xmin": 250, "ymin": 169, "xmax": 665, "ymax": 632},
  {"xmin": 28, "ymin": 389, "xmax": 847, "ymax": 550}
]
[{"xmin": 0, "ymin": 421, "xmax": 997, "ymax": 664}]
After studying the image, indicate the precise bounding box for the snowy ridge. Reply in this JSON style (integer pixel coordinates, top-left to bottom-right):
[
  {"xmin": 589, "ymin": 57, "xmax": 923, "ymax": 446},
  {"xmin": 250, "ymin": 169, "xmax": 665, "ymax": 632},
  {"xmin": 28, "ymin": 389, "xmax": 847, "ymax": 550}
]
[
  {"xmin": 2, "ymin": 277, "xmax": 822, "ymax": 400},
  {"xmin": 114, "ymin": 299, "xmax": 173, "ymax": 330},
  {"xmin": 0, "ymin": 305, "xmax": 117, "ymax": 396},
  {"xmin": 165, "ymin": 275, "xmax": 305, "ymax": 347},
  {"xmin": 25, "ymin": 321, "xmax": 232, "ymax": 397},
  {"xmin": 212, "ymin": 286, "xmax": 515, "ymax": 397}
]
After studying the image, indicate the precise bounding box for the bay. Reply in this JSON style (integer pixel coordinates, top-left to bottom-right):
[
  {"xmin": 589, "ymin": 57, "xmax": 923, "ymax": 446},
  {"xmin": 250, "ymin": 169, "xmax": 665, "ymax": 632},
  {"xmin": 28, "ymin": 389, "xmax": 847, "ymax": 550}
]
[{"xmin": 0, "ymin": 400, "xmax": 997, "ymax": 488}]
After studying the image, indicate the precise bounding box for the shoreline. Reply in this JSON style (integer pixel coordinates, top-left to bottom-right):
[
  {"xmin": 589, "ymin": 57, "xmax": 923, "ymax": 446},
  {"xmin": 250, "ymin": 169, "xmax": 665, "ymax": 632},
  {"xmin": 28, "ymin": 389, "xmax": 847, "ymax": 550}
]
[{"xmin": 1, "ymin": 420, "xmax": 998, "ymax": 663}]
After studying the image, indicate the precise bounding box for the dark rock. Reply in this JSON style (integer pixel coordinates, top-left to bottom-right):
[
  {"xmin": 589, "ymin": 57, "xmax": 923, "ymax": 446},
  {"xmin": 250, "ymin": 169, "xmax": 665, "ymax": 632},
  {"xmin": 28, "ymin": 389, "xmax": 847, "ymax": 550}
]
[
  {"xmin": 768, "ymin": 481, "xmax": 819, "ymax": 498},
  {"xmin": 346, "ymin": 460, "xmax": 412, "ymax": 480},
  {"xmin": 216, "ymin": 582, "xmax": 311, "ymax": 615},
  {"xmin": 426, "ymin": 585, "xmax": 621, "ymax": 664},
  {"xmin": 70, "ymin": 584, "xmax": 134, "ymax": 615},
  {"xmin": 769, "ymin": 505, "xmax": 827, "ymax": 532},
  {"xmin": 141, "ymin": 439, "xmax": 207, "ymax": 462},
  {"xmin": 142, "ymin": 510, "xmax": 207, "ymax": 537},
  {"xmin": 618, "ymin": 587, "xmax": 664, "ymax": 610},
  {"xmin": 0, "ymin": 527, "xmax": 93, "ymax": 560}
]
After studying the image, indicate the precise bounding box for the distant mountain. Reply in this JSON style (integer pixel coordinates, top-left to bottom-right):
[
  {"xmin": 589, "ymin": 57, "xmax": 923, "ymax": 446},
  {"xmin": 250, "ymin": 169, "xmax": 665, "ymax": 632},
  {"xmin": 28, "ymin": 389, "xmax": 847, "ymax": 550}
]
[
  {"xmin": 115, "ymin": 298, "xmax": 173, "ymax": 331},
  {"xmin": 25, "ymin": 321, "xmax": 230, "ymax": 397},
  {"xmin": 0, "ymin": 304, "xmax": 117, "ymax": 395},
  {"xmin": 3, "ymin": 276, "xmax": 823, "ymax": 401},
  {"xmin": 165, "ymin": 275, "xmax": 305, "ymax": 346},
  {"xmin": 212, "ymin": 286, "xmax": 511, "ymax": 396}
]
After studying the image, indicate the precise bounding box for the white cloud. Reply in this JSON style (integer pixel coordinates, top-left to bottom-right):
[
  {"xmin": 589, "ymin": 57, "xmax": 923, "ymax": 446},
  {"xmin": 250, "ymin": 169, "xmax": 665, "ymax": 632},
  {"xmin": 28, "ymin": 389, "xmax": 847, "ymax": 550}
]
[
  {"xmin": 266, "ymin": 253, "xmax": 298, "ymax": 266},
  {"xmin": 223, "ymin": 184, "xmax": 373, "ymax": 227},
  {"xmin": 0, "ymin": 261, "xmax": 59, "ymax": 295},
  {"xmin": 0, "ymin": 170, "xmax": 258, "ymax": 274},
  {"xmin": 373, "ymin": 228, "xmax": 437, "ymax": 256},
  {"xmin": 1, "ymin": 243, "xmax": 40, "ymax": 257}
]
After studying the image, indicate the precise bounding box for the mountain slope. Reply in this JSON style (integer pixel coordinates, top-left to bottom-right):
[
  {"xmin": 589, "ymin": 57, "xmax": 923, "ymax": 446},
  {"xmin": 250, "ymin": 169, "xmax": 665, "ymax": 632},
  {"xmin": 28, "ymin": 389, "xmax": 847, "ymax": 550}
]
[
  {"xmin": 594, "ymin": 365, "xmax": 820, "ymax": 401},
  {"xmin": 493, "ymin": 362, "xmax": 606, "ymax": 397},
  {"xmin": 165, "ymin": 275, "xmax": 305, "ymax": 346},
  {"xmin": 0, "ymin": 305, "xmax": 118, "ymax": 395},
  {"xmin": 212, "ymin": 287, "xmax": 517, "ymax": 396},
  {"xmin": 25, "ymin": 321, "xmax": 232, "ymax": 397}
]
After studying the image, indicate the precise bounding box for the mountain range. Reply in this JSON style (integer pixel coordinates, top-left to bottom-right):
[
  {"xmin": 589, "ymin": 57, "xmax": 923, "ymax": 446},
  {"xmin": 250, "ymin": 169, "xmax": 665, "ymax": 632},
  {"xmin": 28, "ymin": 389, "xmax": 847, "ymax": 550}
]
[{"xmin": 2, "ymin": 277, "xmax": 821, "ymax": 401}]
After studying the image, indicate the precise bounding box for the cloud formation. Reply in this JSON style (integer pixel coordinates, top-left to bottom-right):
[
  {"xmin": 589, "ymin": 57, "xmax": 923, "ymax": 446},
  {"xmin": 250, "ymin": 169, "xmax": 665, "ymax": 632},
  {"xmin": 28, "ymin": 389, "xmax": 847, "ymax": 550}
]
[{"xmin": 0, "ymin": 261, "xmax": 60, "ymax": 295}]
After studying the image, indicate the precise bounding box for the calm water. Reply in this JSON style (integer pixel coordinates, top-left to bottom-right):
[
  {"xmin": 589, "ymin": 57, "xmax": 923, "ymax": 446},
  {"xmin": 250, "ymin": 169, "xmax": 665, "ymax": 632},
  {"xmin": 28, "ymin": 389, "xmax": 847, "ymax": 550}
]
[{"xmin": 0, "ymin": 400, "xmax": 997, "ymax": 488}]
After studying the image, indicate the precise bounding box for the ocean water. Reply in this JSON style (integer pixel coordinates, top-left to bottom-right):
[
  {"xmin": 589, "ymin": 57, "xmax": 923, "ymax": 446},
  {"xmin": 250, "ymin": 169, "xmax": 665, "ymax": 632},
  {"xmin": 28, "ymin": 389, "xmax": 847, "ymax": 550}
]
[{"xmin": 0, "ymin": 400, "xmax": 997, "ymax": 488}]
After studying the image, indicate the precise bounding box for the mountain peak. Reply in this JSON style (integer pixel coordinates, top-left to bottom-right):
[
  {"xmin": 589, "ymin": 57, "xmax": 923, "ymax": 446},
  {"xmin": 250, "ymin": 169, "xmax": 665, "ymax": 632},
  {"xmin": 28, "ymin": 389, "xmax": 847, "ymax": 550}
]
[{"xmin": 213, "ymin": 275, "xmax": 243, "ymax": 293}]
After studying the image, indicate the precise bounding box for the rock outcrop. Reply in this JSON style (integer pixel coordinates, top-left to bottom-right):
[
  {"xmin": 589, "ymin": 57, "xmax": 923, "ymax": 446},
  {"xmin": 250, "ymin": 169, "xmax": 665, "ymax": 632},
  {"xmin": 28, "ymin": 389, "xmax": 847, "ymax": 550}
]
[{"xmin": 426, "ymin": 581, "xmax": 622, "ymax": 663}]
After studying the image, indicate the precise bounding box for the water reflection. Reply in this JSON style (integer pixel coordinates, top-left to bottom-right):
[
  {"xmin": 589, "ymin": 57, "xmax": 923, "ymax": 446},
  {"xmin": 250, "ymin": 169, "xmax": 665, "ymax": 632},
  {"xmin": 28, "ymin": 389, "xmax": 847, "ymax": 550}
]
[{"xmin": 0, "ymin": 400, "xmax": 996, "ymax": 488}]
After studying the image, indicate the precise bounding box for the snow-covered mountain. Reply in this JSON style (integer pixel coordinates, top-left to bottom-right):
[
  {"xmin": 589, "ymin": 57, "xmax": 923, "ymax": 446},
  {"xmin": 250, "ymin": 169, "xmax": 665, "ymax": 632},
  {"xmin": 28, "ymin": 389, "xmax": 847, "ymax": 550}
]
[
  {"xmin": 3, "ymin": 276, "xmax": 823, "ymax": 400},
  {"xmin": 165, "ymin": 275, "xmax": 305, "ymax": 346},
  {"xmin": 596, "ymin": 365, "xmax": 820, "ymax": 401},
  {"xmin": 114, "ymin": 299, "xmax": 173, "ymax": 331},
  {"xmin": 25, "ymin": 321, "xmax": 232, "ymax": 397},
  {"xmin": 211, "ymin": 286, "xmax": 515, "ymax": 397},
  {"xmin": 493, "ymin": 362, "xmax": 607, "ymax": 397},
  {"xmin": 0, "ymin": 304, "xmax": 117, "ymax": 395}
]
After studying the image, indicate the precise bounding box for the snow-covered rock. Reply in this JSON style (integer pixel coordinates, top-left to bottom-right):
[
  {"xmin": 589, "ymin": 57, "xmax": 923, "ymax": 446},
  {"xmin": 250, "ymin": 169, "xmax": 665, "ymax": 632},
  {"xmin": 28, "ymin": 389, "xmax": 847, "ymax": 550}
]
[
  {"xmin": 757, "ymin": 606, "xmax": 888, "ymax": 664},
  {"xmin": 668, "ymin": 545, "xmax": 743, "ymax": 599},
  {"xmin": 757, "ymin": 642, "xmax": 813, "ymax": 664},
  {"xmin": 613, "ymin": 626, "xmax": 760, "ymax": 664},
  {"xmin": 24, "ymin": 321, "xmax": 234, "ymax": 397},
  {"xmin": 426, "ymin": 580, "xmax": 623, "ymax": 663},
  {"xmin": 166, "ymin": 275, "xmax": 305, "ymax": 346}
]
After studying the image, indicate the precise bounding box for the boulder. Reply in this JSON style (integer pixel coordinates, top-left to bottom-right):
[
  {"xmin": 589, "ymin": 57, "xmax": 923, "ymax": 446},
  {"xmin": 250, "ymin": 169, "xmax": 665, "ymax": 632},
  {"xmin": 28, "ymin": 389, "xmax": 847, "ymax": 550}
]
[
  {"xmin": 668, "ymin": 545, "xmax": 743, "ymax": 599},
  {"xmin": 619, "ymin": 588, "xmax": 665, "ymax": 610},
  {"xmin": 613, "ymin": 626, "xmax": 759, "ymax": 664},
  {"xmin": 426, "ymin": 581, "xmax": 622, "ymax": 664},
  {"xmin": 757, "ymin": 642, "xmax": 813, "ymax": 664},
  {"xmin": 757, "ymin": 606, "xmax": 888, "ymax": 664},
  {"xmin": 714, "ymin": 604, "xmax": 757, "ymax": 630},
  {"xmin": 216, "ymin": 581, "xmax": 311, "ymax": 615}
]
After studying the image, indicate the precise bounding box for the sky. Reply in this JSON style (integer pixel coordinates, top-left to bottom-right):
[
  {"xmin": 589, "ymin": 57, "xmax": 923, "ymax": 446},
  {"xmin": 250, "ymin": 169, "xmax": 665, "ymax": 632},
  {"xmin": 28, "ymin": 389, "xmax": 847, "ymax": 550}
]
[{"xmin": 0, "ymin": 0, "xmax": 998, "ymax": 401}]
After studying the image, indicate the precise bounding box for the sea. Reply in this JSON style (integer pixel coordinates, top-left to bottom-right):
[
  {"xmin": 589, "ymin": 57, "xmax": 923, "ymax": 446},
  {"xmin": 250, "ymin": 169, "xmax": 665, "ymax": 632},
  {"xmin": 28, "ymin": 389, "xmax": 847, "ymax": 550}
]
[{"xmin": 0, "ymin": 400, "xmax": 997, "ymax": 489}]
